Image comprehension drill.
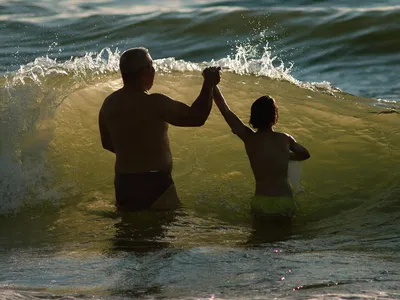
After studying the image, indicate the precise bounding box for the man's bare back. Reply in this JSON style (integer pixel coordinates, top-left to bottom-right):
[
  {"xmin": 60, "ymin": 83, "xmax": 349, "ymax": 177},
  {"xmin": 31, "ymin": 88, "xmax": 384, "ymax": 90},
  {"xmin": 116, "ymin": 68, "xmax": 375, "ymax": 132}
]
[{"xmin": 100, "ymin": 90, "xmax": 173, "ymax": 174}]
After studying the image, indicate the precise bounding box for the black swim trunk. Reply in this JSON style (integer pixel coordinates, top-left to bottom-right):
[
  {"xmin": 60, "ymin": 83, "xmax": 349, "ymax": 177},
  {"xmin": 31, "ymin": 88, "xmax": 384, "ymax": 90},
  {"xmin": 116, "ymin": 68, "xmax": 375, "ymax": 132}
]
[{"xmin": 114, "ymin": 171, "xmax": 174, "ymax": 211}]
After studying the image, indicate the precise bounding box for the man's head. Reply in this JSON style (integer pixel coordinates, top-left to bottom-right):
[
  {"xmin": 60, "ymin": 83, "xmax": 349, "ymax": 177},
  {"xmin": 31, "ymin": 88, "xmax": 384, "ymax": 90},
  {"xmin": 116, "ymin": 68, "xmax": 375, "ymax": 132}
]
[
  {"xmin": 249, "ymin": 95, "xmax": 279, "ymax": 130},
  {"xmin": 119, "ymin": 47, "xmax": 155, "ymax": 90}
]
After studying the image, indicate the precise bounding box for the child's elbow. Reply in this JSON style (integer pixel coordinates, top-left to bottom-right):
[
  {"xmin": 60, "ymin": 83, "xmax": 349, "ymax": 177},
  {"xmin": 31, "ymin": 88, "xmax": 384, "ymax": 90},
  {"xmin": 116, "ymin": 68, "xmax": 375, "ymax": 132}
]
[{"xmin": 303, "ymin": 151, "xmax": 311, "ymax": 160}]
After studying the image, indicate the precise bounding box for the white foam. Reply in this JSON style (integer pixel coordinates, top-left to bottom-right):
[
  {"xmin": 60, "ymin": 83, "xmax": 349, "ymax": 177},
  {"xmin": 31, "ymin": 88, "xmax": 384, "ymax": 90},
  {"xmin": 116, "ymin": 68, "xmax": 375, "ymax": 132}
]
[
  {"xmin": 6, "ymin": 42, "xmax": 340, "ymax": 95},
  {"xmin": 8, "ymin": 48, "xmax": 120, "ymax": 86},
  {"xmin": 152, "ymin": 44, "xmax": 341, "ymax": 95}
]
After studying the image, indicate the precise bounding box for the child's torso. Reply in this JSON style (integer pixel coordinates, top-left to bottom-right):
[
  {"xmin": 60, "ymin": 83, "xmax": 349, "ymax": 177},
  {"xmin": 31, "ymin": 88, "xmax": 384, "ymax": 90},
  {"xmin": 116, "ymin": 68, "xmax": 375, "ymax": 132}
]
[{"xmin": 245, "ymin": 131, "xmax": 292, "ymax": 197}]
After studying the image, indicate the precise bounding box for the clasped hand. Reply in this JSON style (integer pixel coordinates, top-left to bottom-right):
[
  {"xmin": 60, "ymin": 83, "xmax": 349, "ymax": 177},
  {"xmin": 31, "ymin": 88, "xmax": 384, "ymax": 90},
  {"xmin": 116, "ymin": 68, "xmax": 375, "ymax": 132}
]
[{"xmin": 202, "ymin": 66, "xmax": 221, "ymax": 85}]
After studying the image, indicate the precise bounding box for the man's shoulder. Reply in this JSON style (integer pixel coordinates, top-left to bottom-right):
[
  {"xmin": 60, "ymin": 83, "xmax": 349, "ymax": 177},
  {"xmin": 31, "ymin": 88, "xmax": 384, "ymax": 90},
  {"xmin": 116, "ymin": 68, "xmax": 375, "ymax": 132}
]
[
  {"xmin": 101, "ymin": 90, "xmax": 120, "ymax": 107},
  {"xmin": 146, "ymin": 93, "xmax": 177, "ymax": 112},
  {"xmin": 147, "ymin": 92, "xmax": 170, "ymax": 102}
]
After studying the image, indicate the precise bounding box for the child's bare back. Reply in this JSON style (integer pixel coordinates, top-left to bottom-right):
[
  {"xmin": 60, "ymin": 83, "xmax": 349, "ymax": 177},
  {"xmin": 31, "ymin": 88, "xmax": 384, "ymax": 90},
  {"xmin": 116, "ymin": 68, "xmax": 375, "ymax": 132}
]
[{"xmin": 244, "ymin": 131, "xmax": 293, "ymax": 198}]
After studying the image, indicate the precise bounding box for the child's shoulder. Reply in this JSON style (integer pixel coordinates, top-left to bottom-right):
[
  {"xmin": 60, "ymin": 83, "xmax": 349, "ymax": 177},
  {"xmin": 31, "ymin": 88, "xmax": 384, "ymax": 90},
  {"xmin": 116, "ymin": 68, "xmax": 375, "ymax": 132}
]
[
  {"xmin": 274, "ymin": 131, "xmax": 292, "ymax": 139},
  {"xmin": 274, "ymin": 132, "xmax": 297, "ymax": 144}
]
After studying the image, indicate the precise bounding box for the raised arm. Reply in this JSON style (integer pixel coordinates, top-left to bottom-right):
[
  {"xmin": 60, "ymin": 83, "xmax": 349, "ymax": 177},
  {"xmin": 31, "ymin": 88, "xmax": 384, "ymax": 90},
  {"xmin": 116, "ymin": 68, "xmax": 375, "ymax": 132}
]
[
  {"xmin": 213, "ymin": 85, "xmax": 254, "ymax": 141},
  {"xmin": 288, "ymin": 135, "xmax": 310, "ymax": 161},
  {"xmin": 151, "ymin": 67, "xmax": 220, "ymax": 127}
]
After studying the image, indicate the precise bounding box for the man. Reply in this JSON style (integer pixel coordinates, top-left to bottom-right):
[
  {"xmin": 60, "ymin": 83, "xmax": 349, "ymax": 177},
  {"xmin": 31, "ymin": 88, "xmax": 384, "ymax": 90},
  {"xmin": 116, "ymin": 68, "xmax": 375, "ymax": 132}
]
[{"xmin": 99, "ymin": 47, "xmax": 220, "ymax": 211}]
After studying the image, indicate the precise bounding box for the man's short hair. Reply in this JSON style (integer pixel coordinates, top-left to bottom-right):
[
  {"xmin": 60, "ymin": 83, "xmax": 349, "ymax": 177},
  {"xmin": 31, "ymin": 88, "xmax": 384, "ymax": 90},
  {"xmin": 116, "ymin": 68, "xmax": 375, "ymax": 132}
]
[{"xmin": 119, "ymin": 47, "xmax": 150, "ymax": 83}]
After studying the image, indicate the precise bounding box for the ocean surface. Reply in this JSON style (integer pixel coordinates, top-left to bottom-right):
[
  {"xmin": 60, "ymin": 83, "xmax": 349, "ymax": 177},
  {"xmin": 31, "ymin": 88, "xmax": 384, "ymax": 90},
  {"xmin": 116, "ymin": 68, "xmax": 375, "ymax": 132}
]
[{"xmin": 1, "ymin": 0, "xmax": 399, "ymax": 299}]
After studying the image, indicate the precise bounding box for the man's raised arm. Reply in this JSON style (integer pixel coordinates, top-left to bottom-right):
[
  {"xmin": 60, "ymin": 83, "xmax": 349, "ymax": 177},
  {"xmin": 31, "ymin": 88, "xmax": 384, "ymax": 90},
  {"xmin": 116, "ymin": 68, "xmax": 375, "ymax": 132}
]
[{"xmin": 152, "ymin": 67, "xmax": 220, "ymax": 127}]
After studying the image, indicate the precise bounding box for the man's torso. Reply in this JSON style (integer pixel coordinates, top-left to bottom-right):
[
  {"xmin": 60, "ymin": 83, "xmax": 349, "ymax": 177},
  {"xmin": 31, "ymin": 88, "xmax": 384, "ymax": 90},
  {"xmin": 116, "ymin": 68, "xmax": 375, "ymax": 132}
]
[{"xmin": 101, "ymin": 89, "xmax": 172, "ymax": 173}]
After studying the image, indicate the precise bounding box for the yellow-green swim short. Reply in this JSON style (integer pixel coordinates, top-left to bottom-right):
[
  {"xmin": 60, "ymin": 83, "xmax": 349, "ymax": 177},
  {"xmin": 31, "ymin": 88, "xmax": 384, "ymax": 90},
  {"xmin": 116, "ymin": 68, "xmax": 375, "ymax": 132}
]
[{"xmin": 251, "ymin": 195, "xmax": 298, "ymax": 217}]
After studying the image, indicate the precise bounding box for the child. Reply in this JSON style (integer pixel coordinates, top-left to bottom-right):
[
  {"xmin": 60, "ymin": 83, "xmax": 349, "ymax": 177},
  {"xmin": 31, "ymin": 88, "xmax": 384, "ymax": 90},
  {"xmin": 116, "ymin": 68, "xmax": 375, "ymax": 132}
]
[{"xmin": 213, "ymin": 86, "xmax": 310, "ymax": 218}]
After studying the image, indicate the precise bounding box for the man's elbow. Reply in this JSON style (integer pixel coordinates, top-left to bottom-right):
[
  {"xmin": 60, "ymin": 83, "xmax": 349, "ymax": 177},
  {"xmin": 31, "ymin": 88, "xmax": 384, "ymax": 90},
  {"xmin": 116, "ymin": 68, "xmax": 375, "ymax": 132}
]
[
  {"xmin": 189, "ymin": 113, "xmax": 207, "ymax": 127},
  {"xmin": 194, "ymin": 118, "xmax": 206, "ymax": 127}
]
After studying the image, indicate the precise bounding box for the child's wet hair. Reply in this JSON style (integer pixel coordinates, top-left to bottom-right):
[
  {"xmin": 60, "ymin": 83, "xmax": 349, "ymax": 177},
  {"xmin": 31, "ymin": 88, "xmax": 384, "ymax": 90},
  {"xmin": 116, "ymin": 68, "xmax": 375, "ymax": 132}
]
[{"xmin": 249, "ymin": 96, "xmax": 279, "ymax": 129}]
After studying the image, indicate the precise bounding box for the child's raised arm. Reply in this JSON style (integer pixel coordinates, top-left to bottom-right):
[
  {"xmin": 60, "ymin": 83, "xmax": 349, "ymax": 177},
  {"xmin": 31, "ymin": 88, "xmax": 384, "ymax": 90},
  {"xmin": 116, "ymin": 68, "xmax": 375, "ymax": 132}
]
[{"xmin": 213, "ymin": 86, "xmax": 254, "ymax": 141}]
